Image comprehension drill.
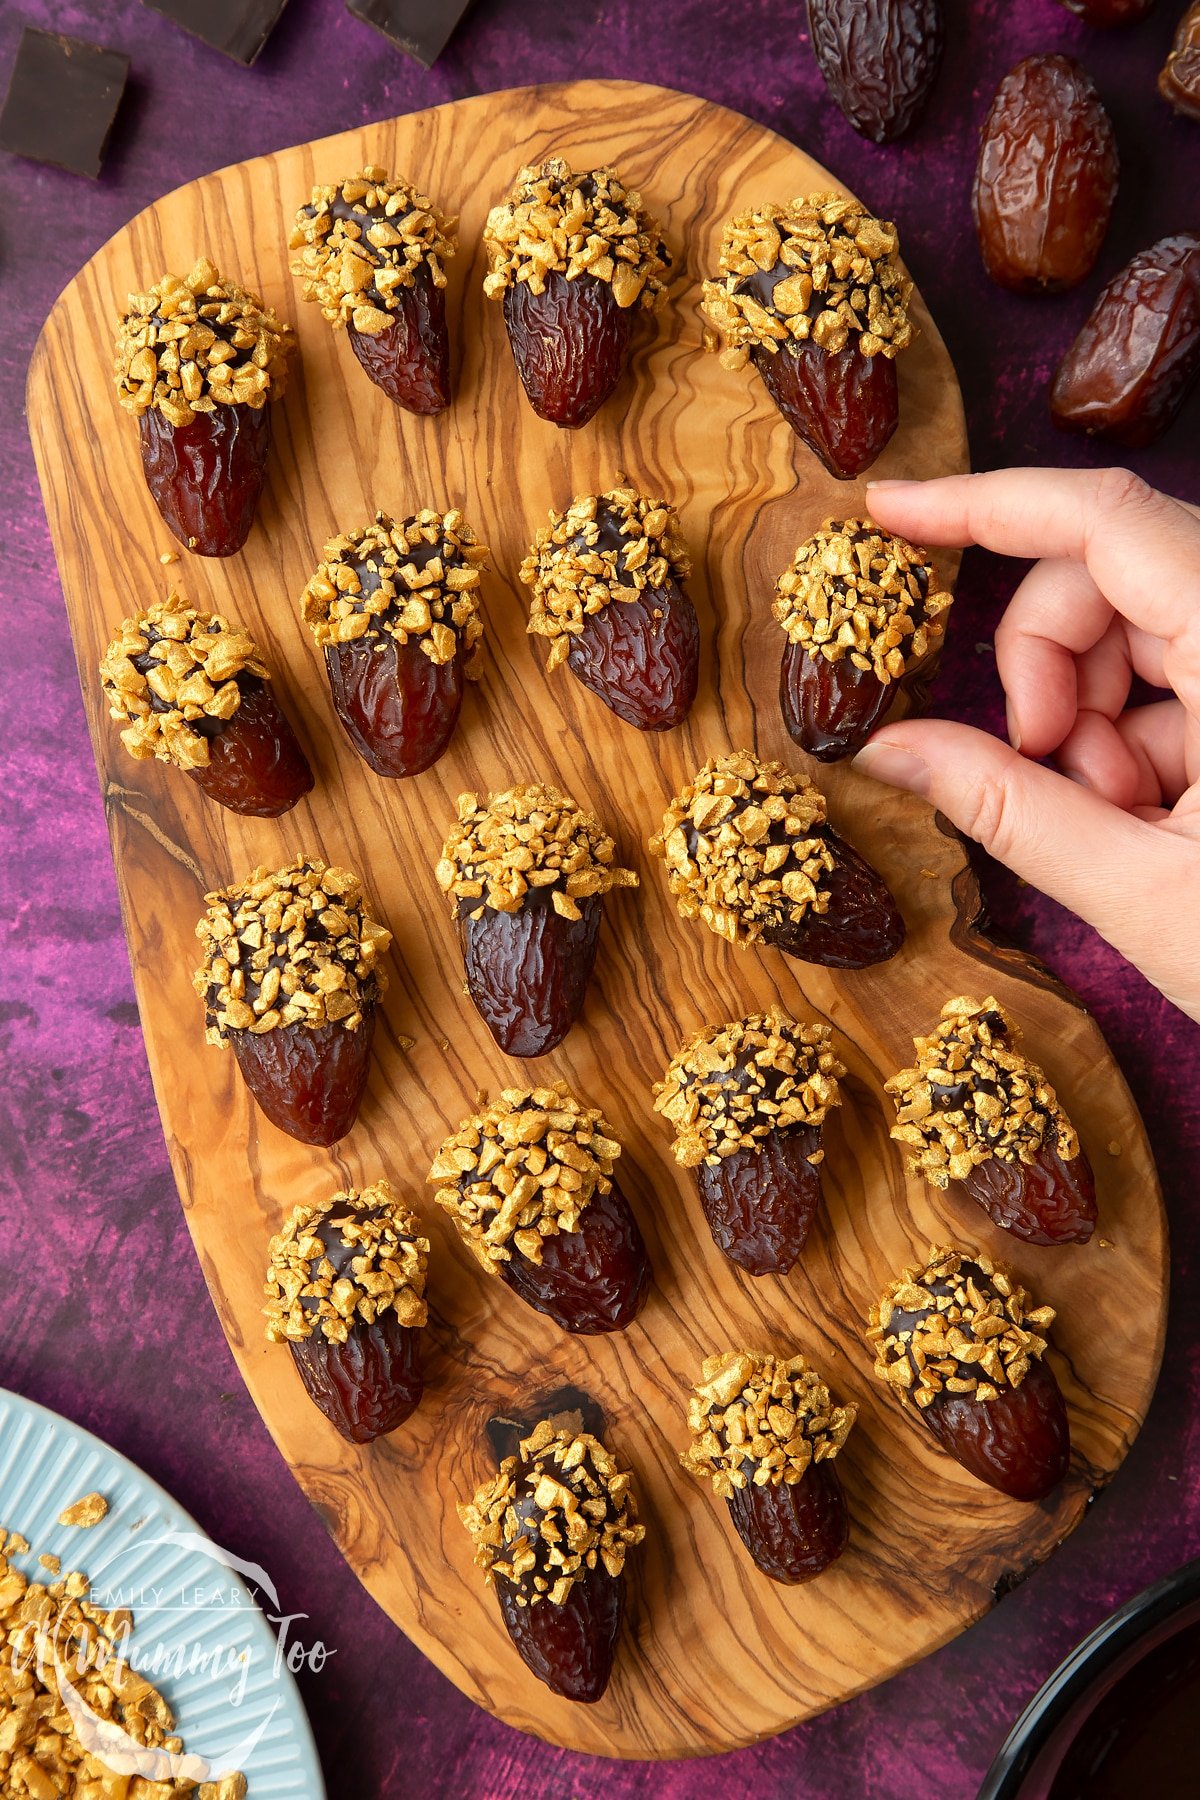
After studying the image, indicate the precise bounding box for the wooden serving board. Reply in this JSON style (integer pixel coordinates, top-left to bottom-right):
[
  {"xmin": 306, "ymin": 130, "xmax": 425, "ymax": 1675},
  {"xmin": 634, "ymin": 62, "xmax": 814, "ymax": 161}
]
[{"xmin": 29, "ymin": 81, "xmax": 1167, "ymax": 1759}]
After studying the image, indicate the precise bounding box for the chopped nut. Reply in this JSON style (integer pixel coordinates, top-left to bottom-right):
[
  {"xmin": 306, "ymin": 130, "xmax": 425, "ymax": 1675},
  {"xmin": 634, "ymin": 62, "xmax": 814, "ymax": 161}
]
[
  {"xmin": 100, "ymin": 590, "xmax": 272, "ymax": 770},
  {"xmin": 458, "ymin": 1419, "xmax": 643, "ymax": 1604},
  {"xmin": 0, "ymin": 1525, "xmax": 246, "ymax": 1795},
  {"xmin": 300, "ymin": 508, "xmax": 488, "ymax": 667},
  {"xmin": 436, "ymin": 783, "xmax": 637, "ymax": 918},
  {"xmin": 655, "ymin": 1009, "xmax": 844, "ymax": 1167},
  {"xmin": 681, "ymin": 1351, "xmax": 856, "ymax": 1497},
  {"xmin": 114, "ymin": 257, "xmax": 293, "ymax": 426},
  {"xmin": 482, "ymin": 158, "xmax": 669, "ymax": 309},
  {"xmin": 290, "ymin": 166, "xmax": 457, "ymax": 332},
  {"xmin": 886, "ymin": 996, "xmax": 1080, "ymax": 1185},
  {"xmin": 774, "ymin": 519, "xmax": 953, "ymax": 684},
  {"xmin": 56, "ymin": 1492, "xmax": 108, "ymax": 1530},
  {"xmin": 650, "ymin": 750, "xmax": 834, "ymax": 947},
  {"xmin": 429, "ymin": 1082, "xmax": 620, "ymax": 1270},
  {"xmin": 194, "ymin": 856, "xmax": 390, "ymax": 1044},
  {"xmin": 264, "ymin": 1179, "xmax": 429, "ymax": 1345},
  {"xmin": 701, "ymin": 193, "xmax": 912, "ymax": 362},
  {"xmin": 867, "ymin": 1243, "xmax": 1055, "ymax": 1409},
  {"xmin": 520, "ymin": 486, "xmax": 691, "ymax": 671}
]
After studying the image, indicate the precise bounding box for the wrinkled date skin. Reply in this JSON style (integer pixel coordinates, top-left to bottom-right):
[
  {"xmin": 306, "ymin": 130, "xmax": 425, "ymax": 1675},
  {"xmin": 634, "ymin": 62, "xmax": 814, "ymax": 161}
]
[
  {"xmin": 763, "ymin": 830, "xmax": 906, "ymax": 968},
  {"xmin": 695, "ymin": 1126, "xmax": 823, "ymax": 1275},
  {"xmin": 807, "ymin": 0, "xmax": 944, "ymax": 142},
  {"xmin": 1056, "ymin": 0, "xmax": 1153, "ymax": 23},
  {"xmin": 230, "ymin": 1008, "xmax": 377, "ymax": 1145},
  {"xmin": 288, "ymin": 1204, "xmax": 424, "ymax": 1442},
  {"xmin": 347, "ymin": 266, "xmax": 451, "ymax": 414},
  {"xmin": 138, "ymin": 402, "xmax": 271, "ymax": 557},
  {"xmin": 187, "ymin": 677, "xmax": 313, "ymax": 816},
  {"xmin": 324, "ymin": 637, "xmax": 464, "ymax": 777},
  {"xmin": 503, "ymin": 271, "xmax": 635, "ymax": 428},
  {"xmin": 497, "ymin": 1564, "xmax": 625, "ymax": 1703},
  {"xmin": 1050, "ymin": 233, "xmax": 1200, "ymax": 447},
  {"xmin": 499, "ymin": 1180, "xmax": 651, "ymax": 1334},
  {"xmin": 1160, "ymin": 3, "xmax": 1200, "ymax": 118},
  {"xmin": 922, "ymin": 1357, "xmax": 1071, "ymax": 1501},
  {"xmin": 973, "ymin": 56, "xmax": 1118, "ymax": 294},
  {"xmin": 566, "ymin": 579, "xmax": 699, "ymax": 731},
  {"xmin": 754, "ymin": 340, "xmax": 899, "ymax": 479},
  {"xmin": 959, "ymin": 1142, "xmax": 1098, "ymax": 1247},
  {"xmin": 291, "ymin": 1313, "xmax": 423, "ymax": 1444},
  {"xmin": 781, "ymin": 644, "xmax": 907, "ymax": 760},
  {"xmin": 459, "ymin": 893, "xmax": 602, "ymax": 1058},
  {"xmin": 726, "ymin": 1461, "xmax": 849, "ymax": 1583}
]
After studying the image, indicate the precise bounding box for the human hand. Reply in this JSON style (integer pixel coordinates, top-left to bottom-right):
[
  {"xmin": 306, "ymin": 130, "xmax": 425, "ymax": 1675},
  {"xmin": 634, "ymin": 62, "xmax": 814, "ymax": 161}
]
[{"xmin": 852, "ymin": 467, "xmax": 1200, "ymax": 1023}]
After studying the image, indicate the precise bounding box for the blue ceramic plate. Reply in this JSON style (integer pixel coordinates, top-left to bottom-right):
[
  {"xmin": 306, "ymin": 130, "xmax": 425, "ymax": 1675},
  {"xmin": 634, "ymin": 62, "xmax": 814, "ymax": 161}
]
[{"xmin": 0, "ymin": 1388, "xmax": 325, "ymax": 1796}]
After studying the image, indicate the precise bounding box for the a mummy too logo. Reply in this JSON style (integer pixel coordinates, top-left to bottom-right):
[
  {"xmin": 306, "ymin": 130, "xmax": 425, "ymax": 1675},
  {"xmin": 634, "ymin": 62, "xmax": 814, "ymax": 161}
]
[{"xmin": 12, "ymin": 1528, "xmax": 332, "ymax": 1784}]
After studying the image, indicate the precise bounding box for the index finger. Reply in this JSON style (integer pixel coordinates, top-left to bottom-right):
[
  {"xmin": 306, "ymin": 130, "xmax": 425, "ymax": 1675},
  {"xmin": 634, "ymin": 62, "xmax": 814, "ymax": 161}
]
[{"xmin": 866, "ymin": 467, "xmax": 1200, "ymax": 647}]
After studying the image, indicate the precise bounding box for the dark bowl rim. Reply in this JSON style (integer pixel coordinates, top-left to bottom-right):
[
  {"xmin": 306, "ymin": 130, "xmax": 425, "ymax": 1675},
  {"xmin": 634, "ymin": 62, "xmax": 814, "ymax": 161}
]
[{"xmin": 977, "ymin": 1554, "xmax": 1200, "ymax": 1800}]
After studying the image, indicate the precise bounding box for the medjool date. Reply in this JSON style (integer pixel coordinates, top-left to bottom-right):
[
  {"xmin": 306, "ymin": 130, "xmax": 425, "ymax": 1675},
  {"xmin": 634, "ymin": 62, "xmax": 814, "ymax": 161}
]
[
  {"xmin": 1050, "ymin": 233, "xmax": 1200, "ymax": 446},
  {"xmin": 806, "ymin": 0, "xmax": 944, "ymax": 143},
  {"xmin": 973, "ymin": 56, "xmax": 1118, "ymax": 294}
]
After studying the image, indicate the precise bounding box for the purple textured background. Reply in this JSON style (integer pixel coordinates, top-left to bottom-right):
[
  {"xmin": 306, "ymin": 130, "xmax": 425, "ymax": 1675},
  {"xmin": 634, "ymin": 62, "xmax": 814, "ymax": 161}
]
[{"xmin": 2, "ymin": 2, "xmax": 1199, "ymax": 1795}]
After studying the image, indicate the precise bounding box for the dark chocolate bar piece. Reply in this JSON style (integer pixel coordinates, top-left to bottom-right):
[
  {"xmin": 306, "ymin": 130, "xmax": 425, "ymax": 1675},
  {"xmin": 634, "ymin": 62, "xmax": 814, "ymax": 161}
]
[
  {"xmin": 0, "ymin": 28, "xmax": 129, "ymax": 179},
  {"xmin": 345, "ymin": 0, "xmax": 474, "ymax": 68},
  {"xmin": 142, "ymin": 0, "xmax": 290, "ymax": 65}
]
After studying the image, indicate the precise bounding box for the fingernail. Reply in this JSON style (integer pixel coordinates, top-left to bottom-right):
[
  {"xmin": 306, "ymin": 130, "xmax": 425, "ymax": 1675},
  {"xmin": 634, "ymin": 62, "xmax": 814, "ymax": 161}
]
[
  {"xmin": 864, "ymin": 479, "xmax": 917, "ymax": 492},
  {"xmin": 1006, "ymin": 700, "xmax": 1022, "ymax": 753},
  {"xmin": 853, "ymin": 743, "xmax": 932, "ymax": 796}
]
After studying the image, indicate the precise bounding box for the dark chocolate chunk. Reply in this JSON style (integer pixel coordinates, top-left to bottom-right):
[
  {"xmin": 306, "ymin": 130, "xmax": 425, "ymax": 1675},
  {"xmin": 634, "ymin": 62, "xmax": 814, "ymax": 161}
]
[
  {"xmin": 142, "ymin": 0, "xmax": 290, "ymax": 65},
  {"xmin": 346, "ymin": 0, "xmax": 474, "ymax": 68},
  {"xmin": 0, "ymin": 28, "xmax": 129, "ymax": 180}
]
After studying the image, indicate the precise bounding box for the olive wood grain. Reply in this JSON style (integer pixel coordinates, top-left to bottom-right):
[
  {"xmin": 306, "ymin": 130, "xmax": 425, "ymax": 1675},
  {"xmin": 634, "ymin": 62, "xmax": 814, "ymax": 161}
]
[{"xmin": 28, "ymin": 80, "xmax": 1166, "ymax": 1758}]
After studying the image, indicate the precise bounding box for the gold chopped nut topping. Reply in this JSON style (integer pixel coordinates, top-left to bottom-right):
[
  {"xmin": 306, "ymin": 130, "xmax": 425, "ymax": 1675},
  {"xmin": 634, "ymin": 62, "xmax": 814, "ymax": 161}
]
[
  {"xmin": 429, "ymin": 1082, "xmax": 621, "ymax": 1270},
  {"xmin": 289, "ymin": 166, "xmax": 457, "ymax": 334},
  {"xmin": 701, "ymin": 193, "xmax": 912, "ymax": 368},
  {"xmin": 774, "ymin": 520, "xmax": 953, "ymax": 685},
  {"xmin": 650, "ymin": 750, "xmax": 834, "ymax": 947},
  {"xmin": 458, "ymin": 1418, "xmax": 644, "ymax": 1605},
  {"xmin": 519, "ymin": 486, "xmax": 691, "ymax": 671},
  {"xmin": 114, "ymin": 257, "xmax": 293, "ymax": 426},
  {"xmin": 435, "ymin": 783, "xmax": 637, "ymax": 920},
  {"xmin": 0, "ymin": 1526, "xmax": 246, "ymax": 1797},
  {"xmin": 300, "ymin": 509, "xmax": 488, "ymax": 665},
  {"xmin": 887, "ymin": 996, "xmax": 1080, "ymax": 1186},
  {"xmin": 194, "ymin": 856, "xmax": 390, "ymax": 1043},
  {"xmin": 655, "ymin": 1009, "xmax": 844, "ymax": 1168},
  {"xmin": 867, "ymin": 1244, "xmax": 1055, "ymax": 1408},
  {"xmin": 680, "ymin": 1351, "xmax": 856, "ymax": 1497},
  {"xmin": 482, "ymin": 158, "xmax": 669, "ymax": 310},
  {"xmin": 264, "ymin": 1179, "xmax": 428, "ymax": 1345},
  {"xmin": 100, "ymin": 591, "xmax": 271, "ymax": 770},
  {"xmin": 56, "ymin": 1492, "xmax": 108, "ymax": 1530}
]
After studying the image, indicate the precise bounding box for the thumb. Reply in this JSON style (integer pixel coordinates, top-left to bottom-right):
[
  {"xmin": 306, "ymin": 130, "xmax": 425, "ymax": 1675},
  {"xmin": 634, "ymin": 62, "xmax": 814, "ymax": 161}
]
[{"xmin": 852, "ymin": 720, "xmax": 1192, "ymax": 974}]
